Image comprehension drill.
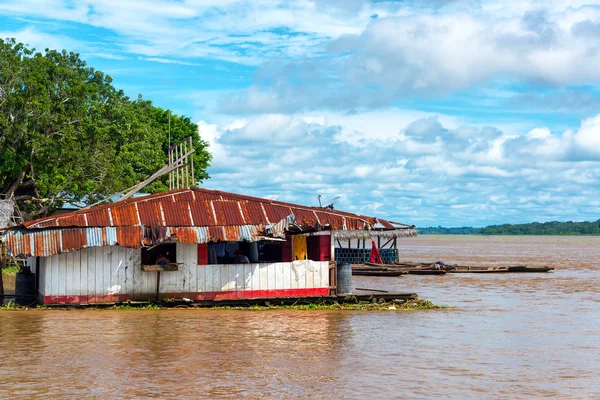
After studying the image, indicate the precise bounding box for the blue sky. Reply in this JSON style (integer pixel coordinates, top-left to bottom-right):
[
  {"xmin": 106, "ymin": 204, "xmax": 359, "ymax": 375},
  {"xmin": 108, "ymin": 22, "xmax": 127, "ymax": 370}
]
[{"xmin": 2, "ymin": 0, "xmax": 600, "ymax": 227}]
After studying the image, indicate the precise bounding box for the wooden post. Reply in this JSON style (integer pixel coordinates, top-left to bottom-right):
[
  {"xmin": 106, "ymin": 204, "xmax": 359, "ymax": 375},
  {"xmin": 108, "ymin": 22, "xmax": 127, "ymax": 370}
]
[
  {"xmin": 175, "ymin": 144, "xmax": 180, "ymax": 189},
  {"xmin": 190, "ymin": 136, "xmax": 195, "ymax": 187},
  {"xmin": 180, "ymin": 142, "xmax": 184, "ymax": 188},
  {"xmin": 330, "ymin": 231, "xmax": 335, "ymax": 264}
]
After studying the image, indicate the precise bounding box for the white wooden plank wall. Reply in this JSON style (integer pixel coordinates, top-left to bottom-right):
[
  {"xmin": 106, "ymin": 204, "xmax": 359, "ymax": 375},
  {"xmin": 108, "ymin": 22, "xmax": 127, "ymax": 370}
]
[
  {"xmin": 38, "ymin": 244, "xmax": 329, "ymax": 302},
  {"xmin": 41, "ymin": 245, "xmax": 156, "ymax": 301},
  {"xmin": 192, "ymin": 260, "xmax": 329, "ymax": 293}
]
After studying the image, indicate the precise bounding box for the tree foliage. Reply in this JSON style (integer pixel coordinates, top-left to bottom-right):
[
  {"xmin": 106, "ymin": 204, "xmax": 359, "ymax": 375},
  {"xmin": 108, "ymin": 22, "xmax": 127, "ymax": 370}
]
[
  {"xmin": 0, "ymin": 38, "xmax": 211, "ymax": 220},
  {"xmin": 418, "ymin": 220, "xmax": 600, "ymax": 235},
  {"xmin": 480, "ymin": 220, "xmax": 600, "ymax": 235}
]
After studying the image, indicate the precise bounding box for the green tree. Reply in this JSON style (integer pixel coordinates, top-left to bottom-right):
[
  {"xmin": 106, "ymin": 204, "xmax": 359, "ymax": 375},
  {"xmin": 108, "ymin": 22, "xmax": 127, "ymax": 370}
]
[{"xmin": 0, "ymin": 39, "xmax": 211, "ymax": 221}]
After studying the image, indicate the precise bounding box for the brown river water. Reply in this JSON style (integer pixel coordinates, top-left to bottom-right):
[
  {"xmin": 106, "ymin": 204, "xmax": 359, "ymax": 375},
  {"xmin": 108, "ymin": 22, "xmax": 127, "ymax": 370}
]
[{"xmin": 1, "ymin": 236, "xmax": 599, "ymax": 399}]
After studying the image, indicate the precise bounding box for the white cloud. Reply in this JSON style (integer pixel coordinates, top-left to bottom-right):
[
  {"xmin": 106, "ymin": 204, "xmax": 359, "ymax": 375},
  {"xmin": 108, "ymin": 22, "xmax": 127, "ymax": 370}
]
[
  {"xmin": 198, "ymin": 111, "xmax": 600, "ymax": 226},
  {"xmin": 217, "ymin": 4, "xmax": 600, "ymax": 112}
]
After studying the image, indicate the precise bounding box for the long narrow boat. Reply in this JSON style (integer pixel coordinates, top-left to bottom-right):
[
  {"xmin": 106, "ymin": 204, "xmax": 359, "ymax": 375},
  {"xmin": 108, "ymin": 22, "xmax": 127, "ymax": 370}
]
[
  {"xmin": 507, "ymin": 266, "xmax": 555, "ymax": 273},
  {"xmin": 446, "ymin": 266, "xmax": 509, "ymax": 273},
  {"xmin": 394, "ymin": 261, "xmax": 556, "ymax": 273},
  {"xmin": 351, "ymin": 269, "xmax": 408, "ymax": 276},
  {"xmin": 405, "ymin": 269, "xmax": 446, "ymax": 275},
  {"xmin": 362, "ymin": 262, "xmax": 446, "ymax": 275}
]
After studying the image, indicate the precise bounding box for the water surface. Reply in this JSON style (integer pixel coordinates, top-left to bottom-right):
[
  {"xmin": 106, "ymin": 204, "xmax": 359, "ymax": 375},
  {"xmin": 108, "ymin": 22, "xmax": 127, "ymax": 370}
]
[{"xmin": 1, "ymin": 236, "xmax": 599, "ymax": 399}]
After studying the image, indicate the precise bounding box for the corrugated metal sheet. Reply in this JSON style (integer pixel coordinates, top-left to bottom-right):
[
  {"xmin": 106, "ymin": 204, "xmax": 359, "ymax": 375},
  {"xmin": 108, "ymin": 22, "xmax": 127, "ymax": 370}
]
[{"xmin": 3, "ymin": 187, "xmax": 416, "ymax": 257}]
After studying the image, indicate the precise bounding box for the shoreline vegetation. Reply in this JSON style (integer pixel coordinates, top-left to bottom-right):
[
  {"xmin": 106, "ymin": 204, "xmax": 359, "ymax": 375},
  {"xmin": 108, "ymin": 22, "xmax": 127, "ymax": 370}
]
[
  {"xmin": 0, "ymin": 299, "xmax": 451, "ymax": 311},
  {"xmin": 418, "ymin": 220, "xmax": 600, "ymax": 236}
]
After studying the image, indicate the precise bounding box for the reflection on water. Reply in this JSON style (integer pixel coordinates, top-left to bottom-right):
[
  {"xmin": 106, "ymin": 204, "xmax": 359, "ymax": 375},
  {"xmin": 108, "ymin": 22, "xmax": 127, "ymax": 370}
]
[{"xmin": 1, "ymin": 236, "xmax": 599, "ymax": 399}]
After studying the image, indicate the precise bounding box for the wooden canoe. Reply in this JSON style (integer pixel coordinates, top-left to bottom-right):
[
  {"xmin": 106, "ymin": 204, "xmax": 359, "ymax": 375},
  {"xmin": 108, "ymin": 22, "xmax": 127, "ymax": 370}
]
[
  {"xmin": 351, "ymin": 269, "xmax": 407, "ymax": 276},
  {"xmin": 406, "ymin": 269, "xmax": 447, "ymax": 275},
  {"xmin": 507, "ymin": 266, "xmax": 555, "ymax": 273},
  {"xmin": 446, "ymin": 267, "xmax": 509, "ymax": 273}
]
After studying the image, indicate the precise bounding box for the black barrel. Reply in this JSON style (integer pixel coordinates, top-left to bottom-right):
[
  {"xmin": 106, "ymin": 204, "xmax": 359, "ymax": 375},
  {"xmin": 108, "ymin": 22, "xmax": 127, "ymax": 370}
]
[
  {"xmin": 336, "ymin": 262, "xmax": 353, "ymax": 295},
  {"xmin": 15, "ymin": 270, "xmax": 36, "ymax": 306}
]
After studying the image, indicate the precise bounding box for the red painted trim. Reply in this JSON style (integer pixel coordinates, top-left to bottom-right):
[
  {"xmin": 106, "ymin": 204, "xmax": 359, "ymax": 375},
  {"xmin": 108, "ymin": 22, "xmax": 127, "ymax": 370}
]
[
  {"xmin": 42, "ymin": 288, "xmax": 329, "ymax": 304},
  {"xmin": 42, "ymin": 294, "xmax": 129, "ymax": 305},
  {"xmin": 161, "ymin": 288, "xmax": 330, "ymax": 301}
]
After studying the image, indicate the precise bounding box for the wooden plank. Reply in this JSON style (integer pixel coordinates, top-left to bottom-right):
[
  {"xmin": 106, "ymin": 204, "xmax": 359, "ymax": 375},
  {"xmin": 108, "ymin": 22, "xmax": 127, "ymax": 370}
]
[
  {"xmin": 306, "ymin": 260, "xmax": 315, "ymax": 289},
  {"xmin": 196, "ymin": 263, "xmax": 205, "ymax": 294},
  {"xmin": 296, "ymin": 261, "xmax": 306, "ymax": 289},
  {"xmin": 141, "ymin": 264, "xmax": 180, "ymax": 272},
  {"xmin": 187, "ymin": 243, "xmax": 198, "ymax": 294},
  {"xmin": 313, "ymin": 261, "xmax": 321, "ymax": 288},
  {"xmin": 203, "ymin": 264, "xmax": 213, "ymax": 292},
  {"xmin": 49, "ymin": 254, "xmax": 57, "ymax": 297},
  {"xmin": 103, "ymin": 246, "xmax": 113, "ymax": 299},
  {"xmin": 267, "ymin": 262, "xmax": 276, "ymax": 291},
  {"xmin": 250, "ymin": 263, "xmax": 259, "ymax": 292},
  {"xmin": 58, "ymin": 252, "xmax": 67, "ymax": 297},
  {"xmin": 211, "ymin": 264, "xmax": 221, "ymax": 292},
  {"xmin": 259, "ymin": 263, "xmax": 268, "ymax": 291},
  {"xmin": 220, "ymin": 264, "xmax": 229, "ymax": 291},
  {"xmin": 281, "ymin": 261, "xmax": 291, "ymax": 290},
  {"xmin": 275, "ymin": 262, "xmax": 284, "ymax": 290},
  {"xmin": 321, "ymin": 261, "xmax": 329, "ymax": 288},
  {"xmin": 80, "ymin": 248, "xmax": 88, "ymax": 301},
  {"xmin": 86, "ymin": 248, "xmax": 95, "ymax": 300},
  {"xmin": 95, "ymin": 247, "xmax": 104, "ymax": 301},
  {"xmin": 44, "ymin": 256, "xmax": 53, "ymax": 297}
]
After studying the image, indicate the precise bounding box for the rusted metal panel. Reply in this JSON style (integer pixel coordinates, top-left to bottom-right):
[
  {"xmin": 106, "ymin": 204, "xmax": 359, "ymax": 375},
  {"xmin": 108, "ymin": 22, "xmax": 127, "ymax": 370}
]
[
  {"xmin": 115, "ymin": 226, "xmax": 143, "ymax": 248},
  {"xmin": 137, "ymin": 201, "xmax": 164, "ymax": 226},
  {"xmin": 240, "ymin": 201, "xmax": 267, "ymax": 225},
  {"xmin": 170, "ymin": 227, "xmax": 198, "ymax": 243},
  {"xmin": 61, "ymin": 229, "xmax": 87, "ymax": 253},
  {"xmin": 208, "ymin": 226, "xmax": 225, "ymax": 241},
  {"xmin": 223, "ymin": 226, "xmax": 237, "ymax": 241},
  {"xmin": 86, "ymin": 209, "xmax": 111, "ymax": 227},
  {"xmin": 212, "ymin": 201, "xmax": 245, "ymax": 225},
  {"xmin": 189, "ymin": 201, "xmax": 215, "ymax": 226},
  {"xmin": 57, "ymin": 214, "xmax": 87, "ymax": 227},
  {"xmin": 3, "ymin": 187, "xmax": 414, "ymax": 258},
  {"xmin": 161, "ymin": 200, "xmax": 193, "ymax": 226},
  {"xmin": 30, "ymin": 219, "xmax": 59, "ymax": 229},
  {"xmin": 173, "ymin": 191, "xmax": 196, "ymax": 202},
  {"xmin": 110, "ymin": 203, "xmax": 139, "ymax": 226},
  {"xmin": 315, "ymin": 212, "xmax": 345, "ymax": 229},
  {"xmin": 193, "ymin": 190, "xmax": 223, "ymax": 202},
  {"xmin": 293, "ymin": 209, "xmax": 318, "ymax": 227},
  {"xmin": 378, "ymin": 220, "xmax": 395, "ymax": 229},
  {"xmin": 262, "ymin": 203, "xmax": 293, "ymax": 224}
]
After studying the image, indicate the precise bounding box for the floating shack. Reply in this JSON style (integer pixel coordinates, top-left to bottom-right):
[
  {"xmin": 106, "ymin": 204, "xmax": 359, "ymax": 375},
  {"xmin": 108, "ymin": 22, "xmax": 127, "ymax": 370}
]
[{"xmin": 0, "ymin": 188, "xmax": 416, "ymax": 305}]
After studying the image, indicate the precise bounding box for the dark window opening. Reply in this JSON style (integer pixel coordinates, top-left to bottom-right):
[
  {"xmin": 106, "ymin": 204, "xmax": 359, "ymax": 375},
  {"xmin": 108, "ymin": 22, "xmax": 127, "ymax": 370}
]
[
  {"xmin": 258, "ymin": 241, "xmax": 283, "ymax": 262},
  {"xmin": 142, "ymin": 243, "xmax": 177, "ymax": 265},
  {"xmin": 203, "ymin": 241, "xmax": 286, "ymax": 264}
]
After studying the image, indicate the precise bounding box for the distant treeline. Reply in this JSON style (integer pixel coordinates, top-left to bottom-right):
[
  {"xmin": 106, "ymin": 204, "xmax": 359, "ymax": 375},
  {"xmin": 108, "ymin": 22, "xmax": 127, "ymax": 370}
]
[{"xmin": 418, "ymin": 220, "xmax": 600, "ymax": 235}]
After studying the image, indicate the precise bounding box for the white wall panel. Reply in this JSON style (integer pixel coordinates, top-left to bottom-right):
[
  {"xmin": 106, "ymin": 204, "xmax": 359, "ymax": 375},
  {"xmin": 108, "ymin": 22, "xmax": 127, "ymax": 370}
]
[{"xmin": 38, "ymin": 245, "xmax": 329, "ymax": 303}]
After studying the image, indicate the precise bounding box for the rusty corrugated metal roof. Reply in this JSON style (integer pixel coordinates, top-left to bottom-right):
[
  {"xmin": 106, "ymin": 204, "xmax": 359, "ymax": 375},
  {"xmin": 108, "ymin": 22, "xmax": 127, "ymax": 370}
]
[
  {"xmin": 2, "ymin": 187, "xmax": 415, "ymax": 257},
  {"xmin": 22, "ymin": 188, "xmax": 385, "ymax": 230}
]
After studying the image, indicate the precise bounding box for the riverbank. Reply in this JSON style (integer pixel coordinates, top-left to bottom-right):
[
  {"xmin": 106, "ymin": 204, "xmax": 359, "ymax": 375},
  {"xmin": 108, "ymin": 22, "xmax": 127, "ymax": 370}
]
[{"xmin": 0, "ymin": 299, "xmax": 449, "ymax": 311}]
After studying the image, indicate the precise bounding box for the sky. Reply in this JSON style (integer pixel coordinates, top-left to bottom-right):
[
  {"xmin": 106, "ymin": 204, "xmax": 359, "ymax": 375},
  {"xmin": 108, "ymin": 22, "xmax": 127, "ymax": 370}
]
[{"xmin": 1, "ymin": 0, "xmax": 600, "ymax": 227}]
